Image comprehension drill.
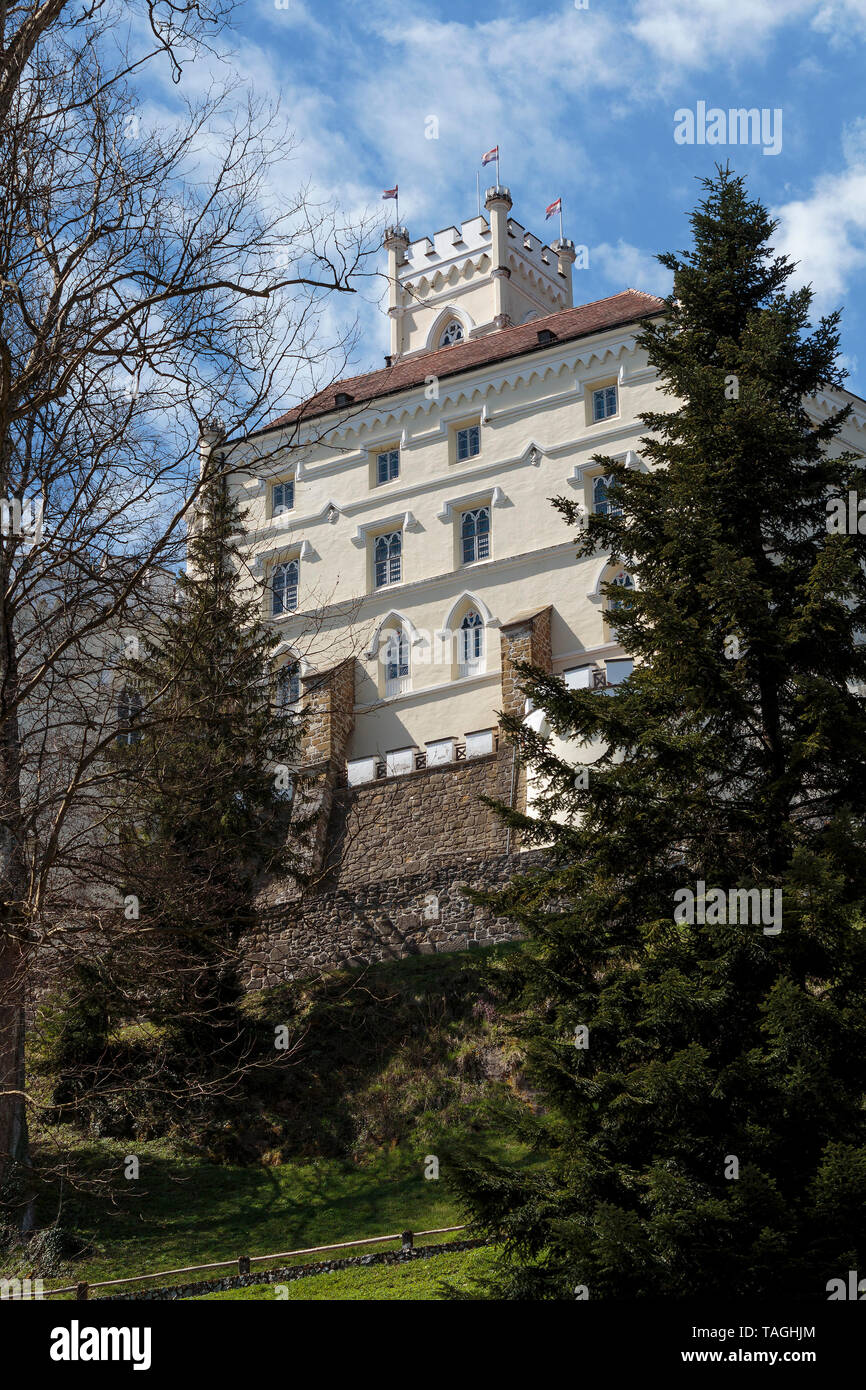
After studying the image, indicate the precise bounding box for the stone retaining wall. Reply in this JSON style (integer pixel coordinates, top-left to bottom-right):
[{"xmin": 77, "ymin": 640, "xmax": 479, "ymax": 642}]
[{"xmin": 243, "ymin": 850, "xmax": 532, "ymax": 988}]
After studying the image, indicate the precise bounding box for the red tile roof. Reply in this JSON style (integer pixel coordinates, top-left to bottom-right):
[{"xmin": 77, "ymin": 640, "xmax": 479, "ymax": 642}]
[{"xmin": 258, "ymin": 289, "xmax": 666, "ymax": 435}]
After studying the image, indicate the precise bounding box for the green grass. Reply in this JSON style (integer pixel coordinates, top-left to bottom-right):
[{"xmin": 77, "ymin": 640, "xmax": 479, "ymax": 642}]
[
  {"xmin": 19, "ymin": 943, "xmax": 532, "ymax": 1299},
  {"xmin": 27, "ymin": 1135, "xmax": 525, "ymax": 1297},
  {"xmin": 193, "ymin": 1243, "xmax": 499, "ymax": 1300}
]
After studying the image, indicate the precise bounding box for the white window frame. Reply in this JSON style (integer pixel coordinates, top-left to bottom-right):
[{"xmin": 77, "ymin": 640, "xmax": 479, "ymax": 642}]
[
  {"xmin": 440, "ymin": 319, "xmax": 464, "ymax": 347},
  {"xmin": 374, "ymin": 530, "xmax": 402, "ymax": 589},
  {"xmin": 455, "ymin": 424, "xmax": 481, "ymax": 462},
  {"xmin": 272, "ymin": 478, "xmax": 294, "ymax": 517},
  {"xmin": 592, "ymin": 473, "xmax": 622, "ymax": 517},
  {"xmin": 460, "ymin": 507, "xmax": 491, "ymax": 565},
  {"xmin": 275, "ymin": 663, "xmax": 301, "ymax": 710},
  {"xmin": 272, "ymin": 557, "xmax": 300, "ymax": 615},
  {"xmin": 607, "ymin": 568, "xmax": 634, "ymax": 640},
  {"xmin": 592, "ymin": 384, "xmax": 618, "ymax": 422},
  {"xmin": 458, "ymin": 610, "xmax": 485, "ymax": 678},
  {"xmin": 376, "ymin": 448, "xmax": 399, "ymax": 486},
  {"xmin": 116, "ymin": 688, "xmax": 143, "ymax": 745},
  {"xmin": 383, "ymin": 626, "xmax": 410, "ymax": 696}
]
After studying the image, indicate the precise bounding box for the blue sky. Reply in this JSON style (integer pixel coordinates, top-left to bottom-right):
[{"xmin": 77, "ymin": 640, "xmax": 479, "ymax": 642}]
[{"xmin": 168, "ymin": 0, "xmax": 866, "ymax": 398}]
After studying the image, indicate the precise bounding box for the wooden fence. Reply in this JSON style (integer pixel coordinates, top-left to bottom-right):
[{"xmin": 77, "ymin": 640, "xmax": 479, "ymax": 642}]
[{"xmin": 3, "ymin": 1223, "xmax": 469, "ymax": 1300}]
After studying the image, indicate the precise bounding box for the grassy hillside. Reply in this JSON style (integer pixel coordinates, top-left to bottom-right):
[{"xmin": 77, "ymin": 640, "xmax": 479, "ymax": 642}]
[
  {"xmin": 14, "ymin": 944, "xmax": 532, "ymax": 1297},
  {"xmin": 194, "ymin": 1244, "xmax": 499, "ymax": 1300}
]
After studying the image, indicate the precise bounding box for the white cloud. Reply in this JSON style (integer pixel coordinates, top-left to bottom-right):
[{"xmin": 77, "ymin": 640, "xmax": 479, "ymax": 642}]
[
  {"xmin": 591, "ymin": 240, "xmax": 674, "ymax": 297},
  {"xmin": 774, "ymin": 152, "xmax": 866, "ymax": 311}
]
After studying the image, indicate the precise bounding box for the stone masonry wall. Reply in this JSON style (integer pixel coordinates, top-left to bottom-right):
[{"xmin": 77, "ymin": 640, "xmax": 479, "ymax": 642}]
[
  {"xmin": 242, "ymin": 742, "xmax": 534, "ymax": 987},
  {"xmin": 240, "ymin": 608, "xmax": 557, "ymax": 988},
  {"xmin": 322, "ymin": 741, "xmax": 520, "ymax": 886}
]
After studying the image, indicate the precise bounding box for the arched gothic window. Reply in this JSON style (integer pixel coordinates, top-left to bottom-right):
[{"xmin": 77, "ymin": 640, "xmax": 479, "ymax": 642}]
[
  {"xmin": 116, "ymin": 688, "xmax": 142, "ymax": 746},
  {"xmin": 275, "ymin": 664, "xmax": 301, "ymax": 710},
  {"xmin": 461, "ymin": 506, "xmax": 490, "ymax": 564},
  {"xmin": 374, "ymin": 531, "xmax": 402, "ymax": 588},
  {"xmin": 607, "ymin": 568, "xmax": 634, "ymax": 640},
  {"xmin": 439, "ymin": 319, "xmax": 464, "ymax": 347},
  {"xmin": 272, "ymin": 558, "xmax": 299, "ymax": 615},
  {"xmin": 593, "ymin": 473, "xmax": 622, "ymax": 517},
  {"xmin": 458, "ymin": 610, "xmax": 484, "ymax": 677},
  {"xmin": 383, "ymin": 627, "xmax": 410, "ymax": 696}
]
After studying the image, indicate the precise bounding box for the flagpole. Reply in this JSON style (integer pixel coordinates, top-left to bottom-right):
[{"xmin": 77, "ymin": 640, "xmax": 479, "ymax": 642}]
[
  {"xmin": 559, "ymin": 199, "xmax": 564, "ymax": 243},
  {"xmin": 395, "ymin": 185, "xmax": 399, "ymax": 227},
  {"xmin": 496, "ymin": 147, "xmax": 501, "ymax": 187},
  {"xmin": 476, "ymin": 170, "xmax": 480, "ymax": 217}
]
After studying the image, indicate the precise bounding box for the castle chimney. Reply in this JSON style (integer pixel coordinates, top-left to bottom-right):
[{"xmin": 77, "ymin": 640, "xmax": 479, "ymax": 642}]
[
  {"xmin": 384, "ymin": 224, "xmax": 410, "ymax": 359},
  {"xmin": 484, "ymin": 185, "xmax": 513, "ymax": 328}
]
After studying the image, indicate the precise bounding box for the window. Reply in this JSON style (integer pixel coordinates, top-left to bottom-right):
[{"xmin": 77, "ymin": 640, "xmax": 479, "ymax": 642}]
[
  {"xmin": 275, "ymin": 664, "xmax": 301, "ymax": 710},
  {"xmin": 116, "ymin": 688, "xmax": 142, "ymax": 745},
  {"xmin": 374, "ymin": 531, "xmax": 402, "ymax": 588},
  {"xmin": 376, "ymin": 449, "xmax": 399, "ymax": 485},
  {"xmin": 592, "ymin": 384, "xmax": 618, "ymax": 421},
  {"xmin": 604, "ymin": 657, "xmax": 634, "ymax": 692},
  {"xmin": 563, "ymin": 665, "xmax": 593, "ymax": 689},
  {"xmin": 592, "ymin": 474, "xmax": 622, "ymax": 517},
  {"xmin": 440, "ymin": 319, "xmax": 464, "ymax": 347},
  {"xmin": 272, "ymin": 479, "xmax": 294, "ymax": 517},
  {"xmin": 272, "ymin": 558, "xmax": 299, "ymax": 615},
  {"xmin": 607, "ymin": 568, "xmax": 634, "ymax": 640},
  {"xmin": 461, "ymin": 506, "xmax": 490, "ymax": 564},
  {"xmin": 458, "ymin": 610, "xmax": 484, "ymax": 677},
  {"xmin": 456, "ymin": 424, "xmax": 481, "ymax": 462},
  {"xmin": 384, "ymin": 628, "xmax": 410, "ymax": 696}
]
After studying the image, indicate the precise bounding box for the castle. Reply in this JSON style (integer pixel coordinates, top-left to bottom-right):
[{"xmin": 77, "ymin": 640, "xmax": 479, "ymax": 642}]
[{"xmin": 219, "ymin": 186, "xmax": 866, "ymax": 985}]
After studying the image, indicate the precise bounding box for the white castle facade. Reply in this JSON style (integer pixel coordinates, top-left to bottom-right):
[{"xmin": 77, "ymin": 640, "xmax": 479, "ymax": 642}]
[{"xmin": 222, "ymin": 186, "xmax": 866, "ymax": 791}]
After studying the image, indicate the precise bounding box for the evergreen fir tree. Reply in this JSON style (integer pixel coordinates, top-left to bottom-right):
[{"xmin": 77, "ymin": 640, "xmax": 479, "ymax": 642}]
[
  {"xmin": 109, "ymin": 451, "xmax": 306, "ymax": 1068},
  {"xmin": 448, "ymin": 168, "xmax": 866, "ymax": 1298}
]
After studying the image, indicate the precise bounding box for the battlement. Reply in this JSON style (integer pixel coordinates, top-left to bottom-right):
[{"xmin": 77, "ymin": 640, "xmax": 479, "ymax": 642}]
[
  {"xmin": 384, "ymin": 187, "xmax": 575, "ymax": 362},
  {"xmin": 402, "ymin": 214, "xmax": 491, "ymax": 275}
]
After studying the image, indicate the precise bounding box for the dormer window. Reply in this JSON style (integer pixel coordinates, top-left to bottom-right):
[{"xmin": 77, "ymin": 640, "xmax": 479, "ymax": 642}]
[{"xmin": 439, "ymin": 319, "xmax": 464, "ymax": 347}]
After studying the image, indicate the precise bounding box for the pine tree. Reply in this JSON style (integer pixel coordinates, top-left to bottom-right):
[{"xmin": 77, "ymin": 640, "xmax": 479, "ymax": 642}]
[
  {"xmin": 448, "ymin": 168, "xmax": 866, "ymax": 1298},
  {"xmin": 108, "ymin": 451, "xmax": 305, "ymax": 1069}
]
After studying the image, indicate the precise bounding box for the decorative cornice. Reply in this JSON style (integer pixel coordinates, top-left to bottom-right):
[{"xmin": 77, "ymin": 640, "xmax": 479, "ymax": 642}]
[
  {"xmin": 569, "ymin": 447, "xmax": 642, "ymax": 489},
  {"xmin": 267, "ymin": 538, "xmax": 580, "ymax": 628},
  {"xmin": 437, "ymin": 485, "xmax": 507, "ymax": 521},
  {"xmin": 351, "ymin": 510, "xmax": 420, "ymax": 547},
  {"xmin": 251, "ymin": 537, "xmax": 314, "ymax": 574}
]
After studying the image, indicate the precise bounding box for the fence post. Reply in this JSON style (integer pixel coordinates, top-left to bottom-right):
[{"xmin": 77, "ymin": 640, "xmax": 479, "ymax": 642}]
[
  {"xmin": 75, "ymin": 1282, "xmax": 89, "ymax": 1301},
  {"xmin": 238, "ymin": 1256, "xmax": 250, "ymax": 1276},
  {"xmin": 401, "ymin": 1230, "xmax": 414, "ymax": 1254}
]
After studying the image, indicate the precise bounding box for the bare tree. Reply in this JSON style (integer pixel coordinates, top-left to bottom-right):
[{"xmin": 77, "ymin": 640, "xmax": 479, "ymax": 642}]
[{"xmin": 0, "ymin": 0, "xmax": 377, "ymax": 1216}]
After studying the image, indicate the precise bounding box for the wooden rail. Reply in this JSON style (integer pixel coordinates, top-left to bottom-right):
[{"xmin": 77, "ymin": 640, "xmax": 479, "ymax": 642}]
[{"xmin": 6, "ymin": 1223, "xmax": 468, "ymax": 1300}]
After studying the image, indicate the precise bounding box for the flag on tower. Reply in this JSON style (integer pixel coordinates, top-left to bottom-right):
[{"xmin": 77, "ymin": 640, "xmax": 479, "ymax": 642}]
[
  {"xmin": 382, "ymin": 186, "xmax": 398, "ymax": 200},
  {"xmin": 481, "ymin": 147, "xmax": 498, "ymax": 167},
  {"xmin": 545, "ymin": 197, "xmax": 562, "ymax": 221}
]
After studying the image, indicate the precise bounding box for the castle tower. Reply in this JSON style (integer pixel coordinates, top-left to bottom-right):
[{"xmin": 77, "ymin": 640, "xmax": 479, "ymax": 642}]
[{"xmin": 385, "ymin": 189, "xmax": 576, "ymax": 360}]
